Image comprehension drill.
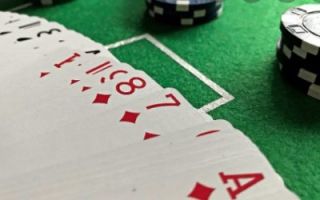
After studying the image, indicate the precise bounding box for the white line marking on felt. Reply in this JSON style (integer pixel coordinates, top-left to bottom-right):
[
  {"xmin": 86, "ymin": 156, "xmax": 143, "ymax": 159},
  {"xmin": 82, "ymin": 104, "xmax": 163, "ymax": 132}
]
[
  {"xmin": 9, "ymin": 2, "xmax": 33, "ymax": 11},
  {"xmin": 105, "ymin": 33, "xmax": 234, "ymax": 112}
]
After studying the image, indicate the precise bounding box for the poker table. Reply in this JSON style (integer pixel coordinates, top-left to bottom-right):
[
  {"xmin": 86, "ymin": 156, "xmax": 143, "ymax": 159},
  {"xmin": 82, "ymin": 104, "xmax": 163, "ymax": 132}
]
[{"xmin": 4, "ymin": 0, "xmax": 320, "ymax": 199}]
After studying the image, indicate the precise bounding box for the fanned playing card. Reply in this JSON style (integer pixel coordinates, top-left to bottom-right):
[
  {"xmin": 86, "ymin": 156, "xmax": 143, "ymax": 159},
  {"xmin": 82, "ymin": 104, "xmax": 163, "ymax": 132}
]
[{"xmin": 0, "ymin": 11, "xmax": 299, "ymax": 200}]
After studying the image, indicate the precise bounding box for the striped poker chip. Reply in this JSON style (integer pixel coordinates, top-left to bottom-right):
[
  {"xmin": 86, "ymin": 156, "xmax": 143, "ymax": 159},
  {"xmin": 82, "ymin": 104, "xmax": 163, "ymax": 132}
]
[
  {"xmin": 148, "ymin": 0, "xmax": 220, "ymax": 12},
  {"xmin": 32, "ymin": 0, "xmax": 72, "ymax": 6},
  {"xmin": 279, "ymin": 62, "xmax": 320, "ymax": 101},
  {"xmin": 147, "ymin": 1, "xmax": 222, "ymax": 18},
  {"xmin": 146, "ymin": 0, "xmax": 222, "ymax": 13},
  {"xmin": 148, "ymin": 4, "xmax": 223, "ymax": 26},
  {"xmin": 277, "ymin": 46, "xmax": 320, "ymax": 85},
  {"xmin": 278, "ymin": 38, "xmax": 320, "ymax": 75},
  {"xmin": 277, "ymin": 38, "xmax": 320, "ymax": 101},
  {"xmin": 280, "ymin": 33, "xmax": 320, "ymax": 67},
  {"xmin": 281, "ymin": 4, "xmax": 320, "ymax": 56}
]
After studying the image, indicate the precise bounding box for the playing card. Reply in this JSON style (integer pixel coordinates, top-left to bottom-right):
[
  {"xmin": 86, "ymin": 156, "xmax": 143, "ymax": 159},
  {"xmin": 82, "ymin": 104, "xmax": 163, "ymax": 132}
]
[
  {"xmin": 53, "ymin": 153, "xmax": 285, "ymax": 200},
  {"xmin": 0, "ymin": 12, "xmax": 34, "ymax": 28},
  {"xmin": 0, "ymin": 21, "xmax": 64, "ymax": 49},
  {"xmin": 9, "ymin": 28, "xmax": 115, "ymax": 59},
  {"xmin": 0, "ymin": 126, "xmax": 292, "ymax": 200},
  {"xmin": 0, "ymin": 88, "xmax": 211, "ymax": 181},
  {"xmin": 0, "ymin": 46, "xmax": 115, "ymax": 80},
  {"xmin": 0, "ymin": 126, "xmax": 258, "ymax": 198},
  {"xmin": 0, "ymin": 16, "xmax": 48, "ymax": 37},
  {"xmin": 0, "ymin": 21, "xmax": 67, "ymax": 67},
  {"xmin": 0, "ymin": 61, "xmax": 162, "ymax": 146},
  {"xmin": 0, "ymin": 47, "xmax": 117, "ymax": 115},
  {"xmin": 0, "ymin": 11, "xmax": 298, "ymax": 200},
  {"xmin": 247, "ymin": 189, "xmax": 300, "ymax": 200},
  {"xmin": 99, "ymin": 154, "xmax": 288, "ymax": 200},
  {"xmin": 0, "ymin": 12, "xmax": 16, "ymax": 24},
  {"xmin": 0, "ymin": 20, "xmax": 116, "ymax": 66}
]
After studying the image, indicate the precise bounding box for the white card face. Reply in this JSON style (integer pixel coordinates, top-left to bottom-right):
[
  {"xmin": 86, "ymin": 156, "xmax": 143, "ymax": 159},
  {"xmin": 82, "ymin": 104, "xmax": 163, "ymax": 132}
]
[
  {"xmin": 0, "ymin": 88, "xmax": 208, "ymax": 180},
  {"xmin": 0, "ymin": 11, "xmax": 297, "ymax": 200},
  {"xmin": 174, "ymin": 120, "xmax": 235, "ymax": 136},
  {"xmin": 0, "ymin": 128, "xmax": 259, "ymax": 198},
  {"xmin": 0, "ymin": 22, "xmax": 67, "ymax": 66},
  {"xmin": 0, "ymin": 12, "xmax": 15, "ymax": 24},
  {"xmin": 0, "ymin": 16, "xmax": 48, "ymax": 37},
  {"xmin": 7, "ymin": 29, "xmax": 114, "ymax": 58},
  {"xmin": 0, "ymin": 61, "xmax": 162, "ymax": 146},
  {"xmin": 0, "ymin": 47, "xmax": 118, "ymax": 120},
  {"xmin": 247, "ymin": 190, "xmax": 300, "ymax": 200},
  {"xmin": 0, "ymin": 13, "xmax": 32, "ymax": 27},
  {"xmin": 0, "ymin": 22, "xmax": 66, "ymax": 50},
  {"xmin": 0, "ymin": 47, "xmax": 116, "ymax": 80},
  {"xmin": 0, "ymin": 21, "xmax": 117, "ymax": 65},
  {"xmin": 99, "ymin": 154, "xmax": 285, "ymax": 200}
]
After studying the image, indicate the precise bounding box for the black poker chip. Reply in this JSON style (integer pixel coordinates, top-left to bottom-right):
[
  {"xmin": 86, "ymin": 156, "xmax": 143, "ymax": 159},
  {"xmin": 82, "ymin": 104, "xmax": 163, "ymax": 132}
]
[
  {"xmin": 148, "ymin": 5, "xmax": 222, "ymax": 26},
  {"xmin": 146, "ymin": 0, "xmax": 223, "ymax": 26},
  {"xmin": 277, "ymin": 4, "xmax": 320, "ymax": 101},
  {"xmin": 280, "ymin": 33, "xmax": 320, "ymax": 67},
  {"xmin": 277, "ymin": 48, "xmax": 320, "ymax": 99},
  {"xmin": 146, "ymin": 0, "xmax": 221, "ymax": 18},
  {"xmin": 32, "ymin": 0, "xmax": 73, "ymax": 6},
  {"xmin": 279, "ymin": 61, "xmax": 320, "ymax": 100},
  {"xmin": 280, "ymin": 4, "xmax": 320, "ymax": 57},
  {"xmin": 149, "ymin": 0, "xmax": 221, "ymax": 9},
  {"xmin": 278, "ymin": 37, "xmax": 320, "ymax": 75},
  {"xmin": 146, "ymin": 0, "xmax": 222, "ymax": 14},
  {"xmin": 277, "ymin": 45, "xmax": 320, "ymax": 85}
]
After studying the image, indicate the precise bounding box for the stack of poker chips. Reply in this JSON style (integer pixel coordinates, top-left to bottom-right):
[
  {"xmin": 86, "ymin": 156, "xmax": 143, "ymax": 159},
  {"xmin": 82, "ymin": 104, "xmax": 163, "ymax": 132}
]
[
  {"xmin": 33, "ymin": 0, "xmax": 73, "ymax": 6},
  {"xmin": 146, "ymin": 0, "xmax": 223, "ymax": 26},
  {"xmin": 277, "ymin": 4, "xmax": 320, "ymax": 100},
  {"xmin": 1, "ymin": 0, "xmax": 74, "ymax": 10}
]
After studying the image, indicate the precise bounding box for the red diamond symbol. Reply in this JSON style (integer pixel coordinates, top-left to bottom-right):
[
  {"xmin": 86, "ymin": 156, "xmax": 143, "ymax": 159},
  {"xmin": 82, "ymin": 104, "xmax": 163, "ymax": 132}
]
[
  {"xmin": 82, "ymin": 86, "xmax": 91, "ymax": 92},
  {"xmin": 188, "ymin": 182, "xmax": 215, "ymax": 200},
  {"xmin": 70, "ymin": 79, "xmax": 80, "ymax": 85},
  {"xmin": 40, "ymin": 72, "xmax": 50, "ymax": 78},
  {"xmin": 92, "ymin": 93, "xmax": 111, "ymax": 104},
  {"xmin": 120, "ymin": 111, "xmax": 140, "ymax": 124},
  {"xmin": 143, "ymin": 132, "xmax": 160, "ymax": 140}
]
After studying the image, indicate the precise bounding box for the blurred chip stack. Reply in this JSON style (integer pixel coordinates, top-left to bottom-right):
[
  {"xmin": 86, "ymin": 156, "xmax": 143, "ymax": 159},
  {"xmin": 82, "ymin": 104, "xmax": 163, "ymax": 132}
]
[
  {"xmin": 277, "ymin": 4, "xmax": 320, "ymax": 100},
  {"xmin": 32, "ymin": 0, "xmax": 73, "ymax": 6},
  {"xmin": 146, "ymin": 0, "xmax": 223, "ymax": 26},
  {"xmin": 0, "ymin": 0, "xmax": 29, "ymax": 10}
]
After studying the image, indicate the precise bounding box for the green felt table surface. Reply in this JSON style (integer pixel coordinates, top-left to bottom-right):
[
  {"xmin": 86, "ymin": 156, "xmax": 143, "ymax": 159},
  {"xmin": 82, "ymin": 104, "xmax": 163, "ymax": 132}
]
[{"xmin": 9, "ymin": 0, "xmax": 320, "ymax": 199}]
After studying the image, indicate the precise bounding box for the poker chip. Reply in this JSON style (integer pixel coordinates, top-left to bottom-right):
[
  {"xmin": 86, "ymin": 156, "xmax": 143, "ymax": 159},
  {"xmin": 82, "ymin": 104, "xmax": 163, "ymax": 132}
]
[
  {"xmin": 148, "ymin": 4, "xmax": 223, "ymax": 26},
  {"xmin": 32, "ymin": 0, "xmax": 72, "ymax": 6},
  {"xmin": 279, "ymin": 62, "xmax": 320, "ymax": 101},
  {"xmin": 277, "ymin": 44, "xmax": 320, "ymax": 85},
  {"xmin": 146, "ymin": 0, "xmax": 222, "ymax": 14},
  {"xmin": 278, "ymin": 37, "xmax": 320, "ymax": 74},
  {"xmin": 276, "ymin": 4, "xmax": 320, "ymax": 101},
  {"xmin": 148, "ymin": 0, "xmax": 221, "ymax": 10},
  {"xmin": 146, "ymin": 1, "xmax": 221, "ymax": 18},
  {"xmin": 146, "ymin": 0, "xmax": 223, "ymax": 26},
  {"xmin": 280, "ymin": 4, "xmax": 320, "ymax": 56},
  {"xmin": 277, "ymin": 37, "xmax": 320, "ymax": 101},
  {"xmin": 280, "ymin": 33, "xmax": 320, "ymax": 67}
]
